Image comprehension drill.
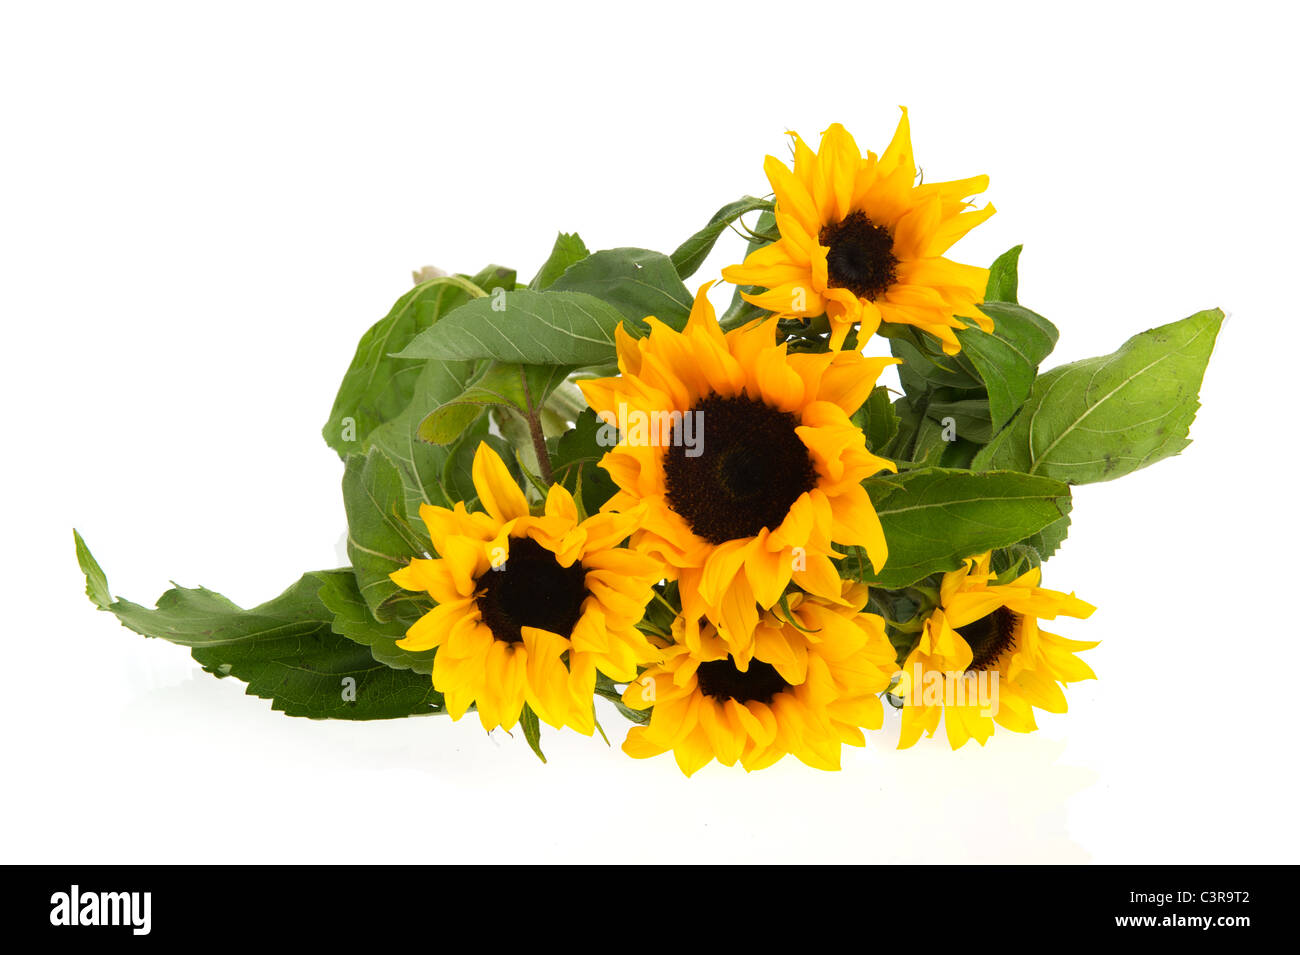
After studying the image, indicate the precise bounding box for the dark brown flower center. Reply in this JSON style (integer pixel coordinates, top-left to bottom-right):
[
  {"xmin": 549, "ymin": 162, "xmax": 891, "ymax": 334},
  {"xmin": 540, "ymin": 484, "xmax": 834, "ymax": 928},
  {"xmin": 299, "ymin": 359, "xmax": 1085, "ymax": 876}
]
[
  {"xmin": 819, "ymin": 210, "xmax": 898, "ymax": 301},
  {"xmin": 662, "ymin": 393, "xmax": 818, "ymax": 545},
  {"xmin": 476, "ymin": 536, "xmax": 588, "ymax": 644},
  {"xmin": 955, "ymin": 607, "xmax": 1020, "ymax": 672},
  {"xmin": 696, "ymin": 657, "xmax": 790, "ymax": 704}
]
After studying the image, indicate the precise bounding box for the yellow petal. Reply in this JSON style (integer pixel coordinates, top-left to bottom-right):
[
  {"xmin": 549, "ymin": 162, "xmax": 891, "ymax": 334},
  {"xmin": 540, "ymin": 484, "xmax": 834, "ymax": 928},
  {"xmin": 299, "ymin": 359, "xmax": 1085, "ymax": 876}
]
[{"xmin": 471, "ymin": 442, "xmax": 529, "ymax": 523}]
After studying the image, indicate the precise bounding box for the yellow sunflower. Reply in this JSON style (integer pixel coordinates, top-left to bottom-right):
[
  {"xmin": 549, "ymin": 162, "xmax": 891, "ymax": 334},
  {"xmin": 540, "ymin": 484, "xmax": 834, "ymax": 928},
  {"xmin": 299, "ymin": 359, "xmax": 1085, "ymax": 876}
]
[
  {"xmin": 390, "ymin": 442, "xmax": 664, "ymax": 735},
  {"xmin": 578, "ymin": 283, "xmax": 897, "ymax": 659},
  {"xmin": 721, "ymin": 108, "xmax": 995, "ymax": 353},
  {"xmin": 621, "ymin": 583, "xmax": 897, "ymax": 775},
  {"xmin": 894, "ymin": 552, "xmax": 1097, "ymax": 749}
]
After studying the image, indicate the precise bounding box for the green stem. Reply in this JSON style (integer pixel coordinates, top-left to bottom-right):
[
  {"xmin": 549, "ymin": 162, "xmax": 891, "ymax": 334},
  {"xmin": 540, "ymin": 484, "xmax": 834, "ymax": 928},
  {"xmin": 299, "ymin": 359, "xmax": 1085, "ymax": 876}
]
[{"xmin": 520, "ymin": 369, "xmax": 554, "ymax": 484}]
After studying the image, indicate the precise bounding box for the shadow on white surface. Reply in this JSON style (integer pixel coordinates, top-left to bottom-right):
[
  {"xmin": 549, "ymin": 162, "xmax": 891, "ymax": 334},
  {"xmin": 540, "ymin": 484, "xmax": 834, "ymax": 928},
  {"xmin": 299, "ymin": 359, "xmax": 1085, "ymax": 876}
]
[{"xmin": 58, "ymin": 669, "xmax": 1101, "ymax": 864}]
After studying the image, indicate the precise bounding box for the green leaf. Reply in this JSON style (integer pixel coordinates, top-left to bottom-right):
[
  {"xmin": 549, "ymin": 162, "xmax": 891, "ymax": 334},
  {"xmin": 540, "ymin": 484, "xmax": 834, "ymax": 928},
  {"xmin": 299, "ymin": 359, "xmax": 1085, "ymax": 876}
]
[
  {"xmin": 671, "ymin": 196, "xmax": 773, "ymax": 281},
  {"xmin": 551, "ymin": 248, "xmax": 694, "ymax": 331},
  {"xmin": 891, "ymin": 331, "xmax": 982, "ymax": 396},
  {"xmin": 1023, "ymin": 496, "xmax": 1072, "ymax": 559},
  {"xmin": 938, "ymin": 436, "xmax": 982, "ymax": 469},
  {"xmin": 972, "ymin": 309, "xmax": 1224, "ymax": 483},
  {"xmin": 364, "ymin": 356, "xmax": 480, "ymax": 522},
  {"xmin": 956, "ymin": 301, "xmax": 1059, "ymax": 433},
  {"xmin": 315, "ymin": 570, "xmax": 436, "ymax": 675},
  {"xmin": 322, "ymin": 265, "xmax": 512, "ymax": 454},
  {"xmin": 723, "ymin": 208, "xmax": 778, "ymax": 327},
  {"xmin": 887, "ymin": 396, "xmax": 954, "ymax": 467},
  {"xmin": 74, "ymin": 529, "xmax": 112, "ymax": 609},
  {"xmin": 857, "ymin": 468, "xmax": 1072, "ymax": 588},
  {"xmin": 519, "ymin": 704, "xmax": 547, "ymax": 763},
  {"xmin": 985, "ymin": 245, "xmax": 1022, "ymax": 304},
  {"xmin": 75, "ymin": 540, "xmax": 442, "ymax": 719},
  {"xmin": 883, "ymin": 247, "xmax": 1054, "ymax": 454},
  {"xmin": 530, "ymin": 232, "xmax": 589, "ymax": 290},
  {"xmin": 990, "ymin": 543, "xmax": 1040, "ymax": 581},
  {"xmin": 543, "ymin": 378, "xmax": 589, "ymax": 424},
  {"xmin": 492, "ymin": 404, "xmax": 543, "ymax": 481},
  {"xmin": 418, "ymin": 403, "xmax": 487, "ymax": 449},
  {"xmin": 342, "ymin": 448, "xmax": 430, "ymax": 621},
  {"xmin": 595, "ymin": 672, "xmax": 650, "ymax": 725},
  {"xmin": 417, "ymin": 362, "xmax": 572, "ymax": 445},
  {"xmin": 852, "ymin": 386, "xmax": 900, "ymax": 454},
  {"xmin": 442, "ymin": 415, "xmax": 497, "ymax": 505},
  {"xmin": 924, "ymin": 396, "xmax": 994, "ymax": 445},
  {"xmin": 551, "ymin": 407, "xmax": 618, "ymax": 515},
  {"xmin": 395, "ymin": 288, "xmax": 627, "ymax": 366}
]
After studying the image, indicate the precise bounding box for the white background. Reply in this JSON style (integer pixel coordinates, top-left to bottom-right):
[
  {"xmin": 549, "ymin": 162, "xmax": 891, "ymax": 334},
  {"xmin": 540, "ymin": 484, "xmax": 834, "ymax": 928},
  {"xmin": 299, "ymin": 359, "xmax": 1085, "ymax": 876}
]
[{"xmin": 2, "ymin": 0, "xmax": 1295, "ymax": 863}]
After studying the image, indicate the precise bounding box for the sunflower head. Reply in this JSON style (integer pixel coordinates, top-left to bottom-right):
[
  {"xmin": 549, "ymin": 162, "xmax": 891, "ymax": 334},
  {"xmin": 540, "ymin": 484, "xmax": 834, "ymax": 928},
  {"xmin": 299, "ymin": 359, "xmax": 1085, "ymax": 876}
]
[
  {"xmin": 895, "ymin": 552, "xmax": 1098, "ymax": 749},
  {"xmin": 722, "ymin": 109, "xmax": 995, "ymax": 353},
  {"xmin": 390, "ymin": 443, "xmax": 664, "ymax": 734},
  {"xmin": 621, "ymin": 582, "xmax": 898, "ymax": 775},
  {"xmin": 578, "ymin": 284, "xmax": 898, "ymax": 659}
]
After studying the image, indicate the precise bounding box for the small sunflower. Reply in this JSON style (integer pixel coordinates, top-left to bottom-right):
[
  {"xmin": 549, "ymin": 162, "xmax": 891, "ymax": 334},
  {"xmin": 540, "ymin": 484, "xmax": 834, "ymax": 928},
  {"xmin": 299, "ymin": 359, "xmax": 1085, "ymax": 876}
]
[
  {"xmin": 390, "ymin": 442, "xmax": 664, "ymax": 734},
  {"xmin": 722, "ymin": 109, "xmax": 995, "ymax": 353},
  {"xmin": 621, "ymin": 583, "xmax": 897, "ymax": 775},
  {"xmin": 895, "ymin": 552, "xmax": 1097, "ymax": 749},
  {"xmin": 578, "ymin": 283, "xmax": 897, "ymax": 659}
]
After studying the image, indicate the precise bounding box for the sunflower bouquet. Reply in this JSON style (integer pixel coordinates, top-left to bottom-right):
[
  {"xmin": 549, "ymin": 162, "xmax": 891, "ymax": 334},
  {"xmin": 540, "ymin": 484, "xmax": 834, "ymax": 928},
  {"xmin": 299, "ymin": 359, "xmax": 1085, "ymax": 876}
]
[{"xmin": 76, "ymin": 110, "xmax": 1221, "ymax": 774}]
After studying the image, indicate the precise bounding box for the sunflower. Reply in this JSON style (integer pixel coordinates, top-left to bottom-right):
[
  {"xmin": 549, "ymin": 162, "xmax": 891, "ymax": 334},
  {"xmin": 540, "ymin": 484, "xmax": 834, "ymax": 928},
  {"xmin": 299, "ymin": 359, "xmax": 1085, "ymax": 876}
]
[
  {"xmin": 721, "ymin": 109, "xmax": 995, "ymax": 353},
  {"xmin": 578, "ymin": 283, "xmax": 897, "ymax": 659},
  {"xmin": 621, "ymin": 583, "xmax": 897, "ymax": 774},
  {"xmin": 894, "ymin": 552, "xmax": 1097, "ymax": 749},
  {"xmin": 389, "ymin": 442, "xmax": 664, "ymax": 734}
]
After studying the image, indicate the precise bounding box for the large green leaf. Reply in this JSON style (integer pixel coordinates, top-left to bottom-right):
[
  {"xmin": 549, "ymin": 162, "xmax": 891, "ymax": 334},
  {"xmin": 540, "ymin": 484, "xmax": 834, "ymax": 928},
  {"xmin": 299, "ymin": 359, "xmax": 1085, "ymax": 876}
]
[
  {"xmin": 315, "ymin": 569, "xmax": 436, "ymax": 675},
  {"xmin": 339, "ymin": 267, "xmax": 515, "ymax": 520},
  {"xmin": 972, "ymin": 309, "xmax": 1223, "ymax": 483},
  {"xmin": 956, "ymin": 301, "xmax": 1059, "ymax": 433},
  {"xmin": 395, "ymin": 288, "xmax": 626, "ymax": 365},
  {"xmin": 364, "ymin": 356, "xmax": 479, "ymax": 522},
  {"xmin": 671, "ymin": 196, "xmax": 772, "ymax": 281},
  {"xmin": 855, "ymin": 468, "xmax": 1072, "ymax": 588},
  {"xmin": 529, "ymin": 232, "xmax": 589, "ymax": 290},
  {"xmin": 551, "ymin": 248, "xmax": 694, "ymax": 331},
  {"xmin": 322, "ymin": 265, "xmax": 512, "ymax": 454},
  {"xmin": 74, "ymin": 535, "xmax": 441, "ymax": 720},
  {"xmin": 418, "ymin": 362, "xmax": 573, "ymax": 445},
  {"xmin": 342, "ymin": 448, "xmax": 431, "ymax": 621}
]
